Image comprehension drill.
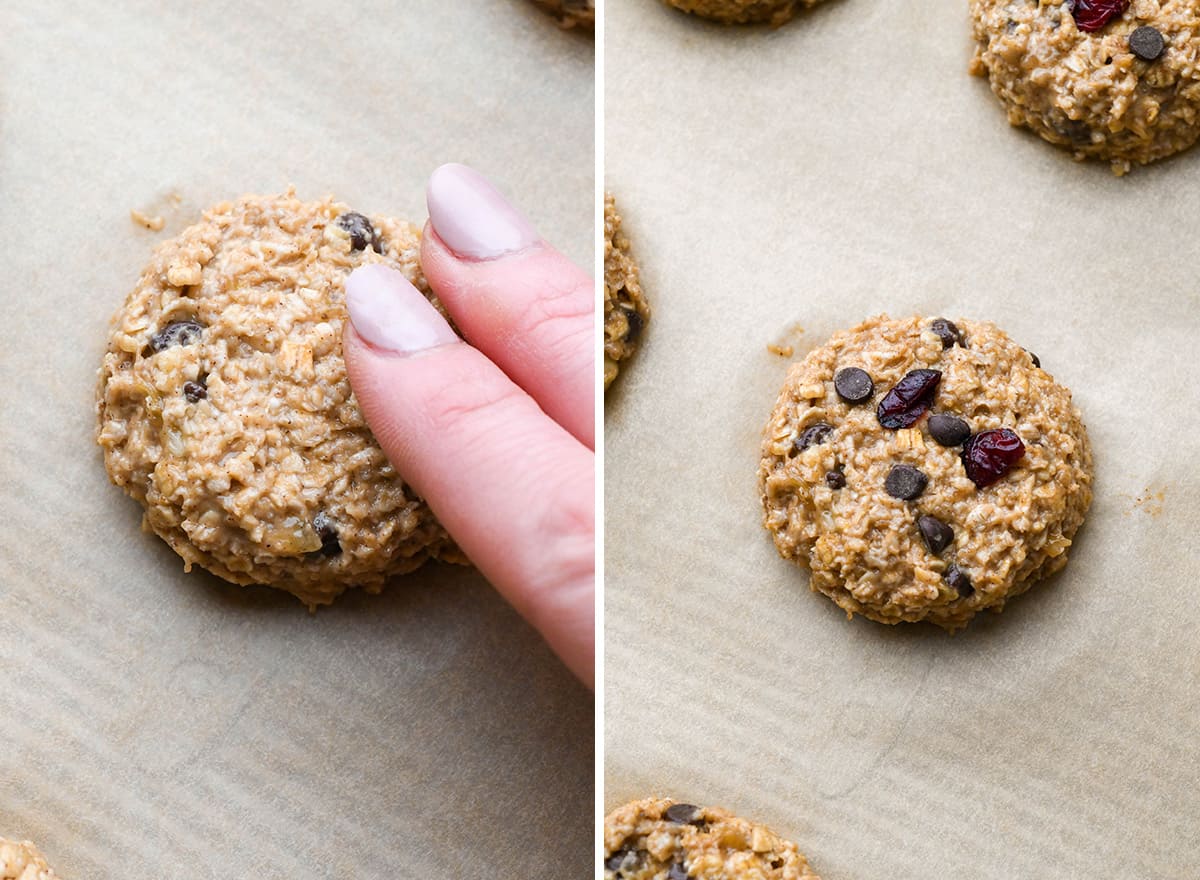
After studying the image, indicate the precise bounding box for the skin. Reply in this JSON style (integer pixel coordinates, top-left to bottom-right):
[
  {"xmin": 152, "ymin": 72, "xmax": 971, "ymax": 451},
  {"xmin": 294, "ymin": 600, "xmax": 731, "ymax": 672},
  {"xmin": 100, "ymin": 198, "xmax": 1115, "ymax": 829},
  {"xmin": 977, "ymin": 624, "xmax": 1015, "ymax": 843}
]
[{"xmin": 343, "ymin": 175, "xmax": 595, "ymax": 687}]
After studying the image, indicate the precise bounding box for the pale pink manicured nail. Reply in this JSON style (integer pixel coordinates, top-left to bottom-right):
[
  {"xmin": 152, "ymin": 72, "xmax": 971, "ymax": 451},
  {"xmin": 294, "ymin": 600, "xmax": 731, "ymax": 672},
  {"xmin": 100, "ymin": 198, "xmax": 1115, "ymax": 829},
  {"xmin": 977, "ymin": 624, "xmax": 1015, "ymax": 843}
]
[
  {"xmin": 426, "ymin": 163, "xmax": 538, "ymax": 260},
  {"xmin": 345, "ymin": 264, "xmax": 459, "ymax": 354}
]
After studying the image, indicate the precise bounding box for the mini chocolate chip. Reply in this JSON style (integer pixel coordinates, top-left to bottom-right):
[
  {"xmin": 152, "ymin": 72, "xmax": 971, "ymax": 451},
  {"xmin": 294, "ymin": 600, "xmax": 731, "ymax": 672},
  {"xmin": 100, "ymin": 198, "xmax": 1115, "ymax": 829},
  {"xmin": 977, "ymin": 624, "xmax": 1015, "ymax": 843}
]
[
  {"xmin": 1026, "ymin": 349, "xmax": 1041, "ymax": 368},
  {"xmin": 1059, "ymin": 118, "xmax": 1093, "ymax": 145},
  {"xmin": 336, "ymin": 211, "xmax": 383, "ymax": 253},
  {"xmin": 917, "ymin": 515, "xmax": 954, "ymax": 554},
  {"xmin": 623, "ymin": 307, "xmax": 644, "ymax": 342},
  {"xmin": 149, "ymin": 320, "xmax": 203, "ymax": 353},
  {"xmin": 792, "ymin": 422, "xmax": 834, "ymax": 456},
  {"xmin": 604, "ymin": 849, "xmax": 635, "ymax": 872},
  {"xmin": 311, "ymin": 511, "xmax": 342, "ymax": 558},
  {"xmin": 927, "ymin": 413, "xmax": 971, "ymax": 447},
  {"xmin": 667, "ymin": 863, "xmax": 690, "ymax": 880},
  {"xmin": 183, "ymin": 379, "xmax": 207, "ymax": 402},
  {"xmin": 825, "ymin": 468, "xmax": 846, "ymax": 489},
  {"xmin": 1129, "ymin": 25, "xmax": 1164, "ymax": 61},
  {"xmin": 770, "ymin": 858, "xmax": 785, "ymax": 869},
  {"xmin": 834, "ymin": 367, "xmax": 874, "ymax": 404},
  {"xmin": 885, "ymin": 464, "xmax": 928, "ymax": 500},
  {"xmin": 930, "ymin": 318, "xmax": 964, "ymax": 349},
  {"xmin": 945, "ymin": 564, "xmax": 974, "ymax": 598},
  {"xmin": 665, "ymin": 803, "xmax": 701, "ymax": 825}
]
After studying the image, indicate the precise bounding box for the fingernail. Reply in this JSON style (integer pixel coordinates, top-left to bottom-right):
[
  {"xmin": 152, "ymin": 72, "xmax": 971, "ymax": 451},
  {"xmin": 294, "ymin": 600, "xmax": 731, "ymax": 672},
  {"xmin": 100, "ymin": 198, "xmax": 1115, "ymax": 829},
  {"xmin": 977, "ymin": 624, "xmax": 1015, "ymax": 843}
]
[
  {"xmin": 426, "ymin": 163, "xmax": 538, "ymax": 260},
  {"xmin": 345, "ymin": 264, "xmax": 459, "ymax": 355}
]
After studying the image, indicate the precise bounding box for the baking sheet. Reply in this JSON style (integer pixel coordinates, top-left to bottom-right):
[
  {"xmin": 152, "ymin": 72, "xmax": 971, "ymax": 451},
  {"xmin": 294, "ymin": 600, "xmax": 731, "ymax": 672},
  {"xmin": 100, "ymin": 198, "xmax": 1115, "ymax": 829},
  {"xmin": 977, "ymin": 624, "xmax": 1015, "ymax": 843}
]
[
  {"xmin": 604, "ymin": 1, "xmax": 1200, "ymax": 877},
  {"xmin": 0, "ymin": 2, "xmax": 593, "ymax": 878}
]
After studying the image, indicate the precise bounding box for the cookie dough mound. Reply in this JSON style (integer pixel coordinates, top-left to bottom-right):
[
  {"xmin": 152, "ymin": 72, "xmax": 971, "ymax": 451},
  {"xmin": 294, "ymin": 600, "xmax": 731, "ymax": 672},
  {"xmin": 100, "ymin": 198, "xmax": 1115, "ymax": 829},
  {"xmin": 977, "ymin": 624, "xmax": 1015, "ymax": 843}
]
[
  {"xmin": 1, "ymin": 839, "xmax": 60, "ymax": 880},
  {"xmin": 970, "ymin": 0, "xmax": 1200, "ymax": 174},
  {"xmin": 604, "ymin": 798, "xmax": 821, "ymax": 879},
  {"xmin": 531, "ymin": 0, "xmax": 594, "ymax": 29},
  {"xmin": 604, "ymin": 193, "xmax": 650, "ymax": 390},
  {"xmin": 662, "ymin": 0, "xmax": 821, "ymax": 25},
  {"xmin": 759, "ymin": 316, "xmax": 1092, "ymax": 631},
  {"xmin": 97, "ymin": 191, "xmax": 461, "ymax": 607}
]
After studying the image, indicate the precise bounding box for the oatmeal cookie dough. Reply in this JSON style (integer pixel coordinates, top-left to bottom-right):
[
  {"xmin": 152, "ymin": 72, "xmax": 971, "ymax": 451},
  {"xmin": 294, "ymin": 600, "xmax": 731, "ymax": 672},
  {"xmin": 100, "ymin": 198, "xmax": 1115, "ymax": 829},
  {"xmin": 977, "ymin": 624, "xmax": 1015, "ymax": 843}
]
[
  {"xmin": 97, "ymin": 191, "xmax": 462, "ymax": 608},
  {"xmin": 531, "ymin": 0, "xmax": 594, "ymax": 29},
  {"xmin": 662, "ymin": 0, "xmax": 821, "ymax": 25},
  {"xmin": 1, "ymin": 839, "xmax": 60, "ymax": 880},
  {"xmin": 604, "ymin": 798, "xmax": 821, "ymax": 880},
  {"xmin": 759, "ymin": 316, "xmax": 1093, "ymax": 631},
  {"xmin": 970, "ymin": 0, "xmax": 1200, "ymax": 174},
  {"xmin": 604, "ymin": 193, "xmax": 650, "ymax": 390}
]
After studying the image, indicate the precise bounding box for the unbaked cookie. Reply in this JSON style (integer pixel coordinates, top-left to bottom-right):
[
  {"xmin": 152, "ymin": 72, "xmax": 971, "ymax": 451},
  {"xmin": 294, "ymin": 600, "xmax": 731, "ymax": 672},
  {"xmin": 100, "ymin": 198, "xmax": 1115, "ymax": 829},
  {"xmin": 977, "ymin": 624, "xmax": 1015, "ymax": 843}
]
[
  {"xmin": 1, "ymin": 839, "xmax": 60, "ymax": 880},
  {"xmin": 662, "ymin": 0, "xmax": 821, "ymax": 25},
  {"xmin": 970, "ymin": 0, "xmax": 1200, "ymax": 174},
  {"xmin": 97, "ymin": 191, "xmax": 462, "ymax": 608},
  {"xmin": 531, "ymin": 0, "xmax": 594, "ymax": 29},
  {"xmin": 759, "ymin": 316, "xmax": 1093, "ymax": 631},
  {"xmin": 604, "ymin": 798, "xmax": 821, "ymax": 880},
  {"xmin": 604, "ymin": 193, "xmax": 650, "ymax": 390}
]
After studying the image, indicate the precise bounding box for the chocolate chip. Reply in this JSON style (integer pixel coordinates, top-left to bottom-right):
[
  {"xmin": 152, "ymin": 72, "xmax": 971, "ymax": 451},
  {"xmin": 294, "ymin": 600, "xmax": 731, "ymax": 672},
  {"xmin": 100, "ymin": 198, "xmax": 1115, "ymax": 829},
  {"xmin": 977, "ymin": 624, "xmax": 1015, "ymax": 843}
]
[
  {"xmin": 825, "ymin": 468, "xmax": 846, "ymax": 489},
  {"xmin": 623, "ymin": 307, "xmax": 644, "ymax": 342},
  {"xmin": 945, "ymin": 564, "xmax": 974, "ymax": 598},
  {"xmin": 1129, "ymin": 25, "xmax": 1164, "ymax": 61},
  {"xmin": 336, "ymin": 212, "xmax": 383, "ymax": 253},
  {"xmin": 927, "ymin": 413, "xmax": 971, "ymax": 447},
  {"xmin": 183, "ymin": 379, "xmax": 207, "ymax": 402},
  {"xmin": 311, "ymin": 511, "xmax": 342, "ymax": 557},
  {"xmin": 1059, "ymin": 118, "xmax": 1093, "ymax": 145},
  {"xmin": 604, "ymin": 849, "xmax": 636, "ymax": 872},
  {"xmin": 770, "ymin": 858, "xmax": 785, "ymax": 869},
  {"xmin": 917, "ymin": 515, "xmax": 954, "ymax": 554},
  {"xmin": 665, "ymin": 803, "xmax": 701, "ymax": 825},
  {"xmin": 885, "ymin": 465, "xmax": 928, "ymax": 500},
  {"xmin": 667, "ymin": 864, "xmax": 690, "ymax": 880},
  {"xmin": 834, "ymin": 367, "xmax": 874, "ymax": 404},
  {"xmin": 149, "ymin": 320, "xmax": 203, "ymax": 353},
  {"xmin": 792, "ymin": 423, "xmax": 834, "ymax": 456},
  {"xmin": 1026, "ymin": 349, "xmax": 1041, "ymax": 368},
  {"xmin": 930, "ymin": 318, "xmax": 964, "ymax": 349}
]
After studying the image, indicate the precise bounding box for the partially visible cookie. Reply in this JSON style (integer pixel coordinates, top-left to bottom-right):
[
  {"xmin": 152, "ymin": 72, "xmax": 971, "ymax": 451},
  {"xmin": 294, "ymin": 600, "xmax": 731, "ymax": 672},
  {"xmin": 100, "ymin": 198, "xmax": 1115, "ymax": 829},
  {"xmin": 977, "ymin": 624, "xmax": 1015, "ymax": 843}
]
[
  {"xmin": 531, "ymin": 0, "xmax": 595, "ymax": 29},
  {"xmin": 662, "ymin": 0, "xmax": 821, "ymax": 25},
  {"xmin": 969, "ymin": 0, "xmax": 1200, "ymax": 174},
  {"xmin": 604, "ymin": 798, "xmax": 821, "ymax": 880},
  {"xmin": 1, "ymin": 839, "xmax": 60, "ymax": 880},
  {"xmin": 759, "ymin": 315, "xmax": 1093, "ymax": 631},
  {"xmin": 97, "ymin": 191, "xmax": 463, "ymax": 608},
  {"xmin": 604, "ymin": 193, "xmax": 650, "ymax": 390}
]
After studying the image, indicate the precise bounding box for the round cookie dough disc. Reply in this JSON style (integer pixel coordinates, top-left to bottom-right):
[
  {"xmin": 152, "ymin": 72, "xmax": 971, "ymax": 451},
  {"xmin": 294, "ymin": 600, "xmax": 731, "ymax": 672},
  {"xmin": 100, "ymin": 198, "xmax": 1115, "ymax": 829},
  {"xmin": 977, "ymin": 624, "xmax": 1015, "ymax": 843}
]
[
  {"xmin": 759, "ymin": 315, "xmax": 1093, "ymax": 631},
  {"xmin": 96, "ymin": 192, "xmax": 462, "ymax": 608},
  {"xmin": 970, "ymin": 0, "xmax": 1200, "ymax": 174},
  {"xmin": 604, "ymin": 798, "xmax": 822, "ymax": 879},
  {"xmin": 604, "ymin": 192, "xmax": 650, "ymax": 390},
  {"xmin": 1, "ymin": 839, "xmax": 60, "ymax": 880},
  {"xmin": 531, "ymin": 0, "xmax": 594, "ymax": 29},
  {"xmin": 662, "ymin": 0, "xmax": 821, "ymax": 25}
]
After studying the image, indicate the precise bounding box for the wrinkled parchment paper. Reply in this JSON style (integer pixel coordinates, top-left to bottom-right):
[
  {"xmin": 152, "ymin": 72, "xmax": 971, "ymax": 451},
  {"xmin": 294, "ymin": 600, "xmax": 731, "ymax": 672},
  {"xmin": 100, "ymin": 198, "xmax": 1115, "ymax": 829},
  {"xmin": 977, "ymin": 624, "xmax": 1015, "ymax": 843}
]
[
  {"xmin": 0, "ymin": 2, "xmax": 593, "ymax": 877},
  {"xmin": 604, "ymin": 2, "xmax": 1200, "ymax": 877}
]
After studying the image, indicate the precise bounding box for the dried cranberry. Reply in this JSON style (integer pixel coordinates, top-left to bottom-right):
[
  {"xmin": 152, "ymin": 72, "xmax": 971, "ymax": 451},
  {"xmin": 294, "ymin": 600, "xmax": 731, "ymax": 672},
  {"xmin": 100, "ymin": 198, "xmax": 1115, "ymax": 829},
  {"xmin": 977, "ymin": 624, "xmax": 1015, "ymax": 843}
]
[
  {"xmin": 1069, "ymin": 0, "xmax": 1128, "ymax": 32},
  {"xmin": 961, "ymin": 428, "xmax": 1025, "ymax": 488},
  {"xmin": 876, "ymin": 369, "xmax": 942, "ymax": 429}
]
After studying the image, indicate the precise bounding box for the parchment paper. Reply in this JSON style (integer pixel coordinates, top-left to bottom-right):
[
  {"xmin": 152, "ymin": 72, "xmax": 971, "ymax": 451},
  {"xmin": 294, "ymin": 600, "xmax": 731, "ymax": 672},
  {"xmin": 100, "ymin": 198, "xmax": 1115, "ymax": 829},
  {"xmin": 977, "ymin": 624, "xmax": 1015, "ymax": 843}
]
[
  {"xmin": 604, "ymin": 2, "xmax": 1200, "ymax": 877},
  {"xmin": 0, "ymin": 3, "xmax": 593, "ymax": 878}
]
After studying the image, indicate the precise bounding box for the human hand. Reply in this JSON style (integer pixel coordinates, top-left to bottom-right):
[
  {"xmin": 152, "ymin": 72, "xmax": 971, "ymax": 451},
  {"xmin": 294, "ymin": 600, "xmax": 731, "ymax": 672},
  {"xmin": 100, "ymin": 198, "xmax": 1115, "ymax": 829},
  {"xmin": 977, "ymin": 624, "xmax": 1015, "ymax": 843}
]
[{"xmin": 342, "ymin": 164, "xmax": 595, "ymax": 687}]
